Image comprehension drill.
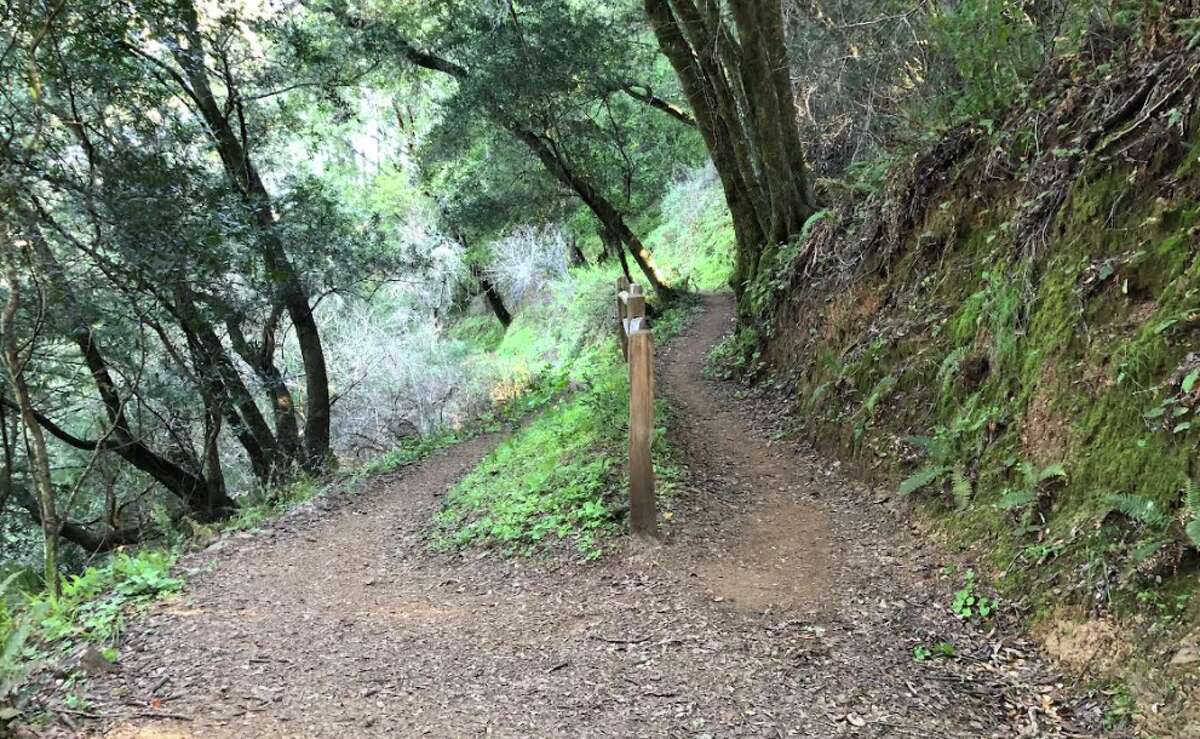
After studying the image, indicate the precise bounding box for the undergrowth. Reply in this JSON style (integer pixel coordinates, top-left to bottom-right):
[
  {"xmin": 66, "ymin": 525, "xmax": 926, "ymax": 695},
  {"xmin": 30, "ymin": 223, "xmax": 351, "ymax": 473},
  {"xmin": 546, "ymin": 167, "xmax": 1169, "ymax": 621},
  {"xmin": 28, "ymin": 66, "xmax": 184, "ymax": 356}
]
[
  {"xmin": 1, "ymin": 549, "xmax": 180, "ymax": 720},
  {"xmin": 431, "ymin": 288, "xmax": 697, "ymax": 559}
]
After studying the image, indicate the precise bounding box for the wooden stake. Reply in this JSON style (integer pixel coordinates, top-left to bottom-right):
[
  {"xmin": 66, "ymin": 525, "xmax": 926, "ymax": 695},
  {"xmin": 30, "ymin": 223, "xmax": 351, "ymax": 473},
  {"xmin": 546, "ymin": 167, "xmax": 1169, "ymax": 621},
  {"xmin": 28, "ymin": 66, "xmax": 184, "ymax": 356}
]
[
  {"xmin": 628, "ymin": 329, "xmax": 656, "ymax": 538},
  {"xmin": 616, "ymin": 277, "xmax": 630, "ymax": 360},
  {"xmin": 624, "ymin": 292, "xmax": 645, "ymax": 340}
]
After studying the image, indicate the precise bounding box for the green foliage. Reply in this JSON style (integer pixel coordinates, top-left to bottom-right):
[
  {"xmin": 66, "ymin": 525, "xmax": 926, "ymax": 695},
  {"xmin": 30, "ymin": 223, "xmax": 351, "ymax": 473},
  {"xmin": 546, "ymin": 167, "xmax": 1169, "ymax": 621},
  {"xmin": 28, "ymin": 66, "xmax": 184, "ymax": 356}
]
[
  {"xmin": 912, "ymin": 641, "xmax": 957, "ymax": 662},
  {"xmin": 222, "ymin": 477, "xmax": 323, "ymax": 534},
  {"xmin": 432, "ymin": 368, "xmax": 626, "ymax": 559},
  {"xmin": 35, "ymin": 551, "xmax": 181, "ymax": 646},
  {"xmin": 706, "ymin": 327, "xmax": 761, "ymax": 380},
  {"xmin": 1182, "ymin": 477, "xmax": 1200, "ymax": 549},
  {"xmin": 899, "ymin": 401, "xmax": 997, "ymax": 507},
  {"xmin": 950, "ymin": 569, "xmax": 995, "ymax": 620},
  {"xmin": 644, "ymin": 165, "xmax": 736, "ymax": 292},
  {"xmin": 744, "ymin": 210, "xmax": 835, "ymax": 322},
  {"xmin": 997, "ymin": 461, "xmax": 1068, "ymax": 529},
  {"xmin": 1105, "ymin": 491, "xmax": 1169, "ymax": 528},
  {"xmin": 926, "ymin": 0, "xmax": 1041, "ymax": 122},
  {"xmin": 0, "ymin": 549, "xmax": 181, "ymax": 722},
  {"xmin": 433, "ymin": 276, "xmax": 694, "ymax": 559}
]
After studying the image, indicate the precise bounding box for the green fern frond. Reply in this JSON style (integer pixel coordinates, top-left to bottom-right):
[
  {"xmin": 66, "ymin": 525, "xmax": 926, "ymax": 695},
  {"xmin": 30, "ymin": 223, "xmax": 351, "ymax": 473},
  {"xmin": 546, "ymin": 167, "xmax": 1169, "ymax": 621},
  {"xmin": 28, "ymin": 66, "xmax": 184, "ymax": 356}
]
[
  {"xmin": 1015, "ymin": 461, "xmax": 1034, "ymax": 486},
  {"xmin": 1132, "ymin": 538, "xmax": 1167, "ymax": 563},
  {"xmin": 951, "ymin": 466, "xmax": 972, "ymax": 509},
  {"xmin": 1106, "ymin": 492, "xmax": 1168, "ymax": 527},
  {"xmin": 937, "ymin": 347, "xmax": 968, "ymax": 389},
  {"xmin": 1186, "ymin": 517, "xmax": 1200, "ymax": 549},
  {"xmin": 905, "ymin": 435, "xmax": 937, "ymax": 452},
  {"xmin": 899, "ymin": 466, "xmax": 945, "ymax": 497},
  {"xmin": 998, "ymin": 488, "xmax": 1037, "ymax": 510},
  {"xmin": 1036, "ymin": 463, "xmax": 1067, "ymax": 484},
  {"xmin": 863, "ymin": 375, "xmax": 897, "ymax": 415},
  {"xmin": 1183, "ymin": 476, "xmax": 1200, "ymax": 515}
]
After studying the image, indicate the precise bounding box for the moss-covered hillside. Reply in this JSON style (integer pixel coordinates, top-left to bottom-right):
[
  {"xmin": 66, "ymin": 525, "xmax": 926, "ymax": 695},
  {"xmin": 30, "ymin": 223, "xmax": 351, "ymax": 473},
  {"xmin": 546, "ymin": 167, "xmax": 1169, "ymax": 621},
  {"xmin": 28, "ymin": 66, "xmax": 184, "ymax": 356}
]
[{"xmin": 733, "ymin": 21, "xmax": 1200, "ymax": 732}]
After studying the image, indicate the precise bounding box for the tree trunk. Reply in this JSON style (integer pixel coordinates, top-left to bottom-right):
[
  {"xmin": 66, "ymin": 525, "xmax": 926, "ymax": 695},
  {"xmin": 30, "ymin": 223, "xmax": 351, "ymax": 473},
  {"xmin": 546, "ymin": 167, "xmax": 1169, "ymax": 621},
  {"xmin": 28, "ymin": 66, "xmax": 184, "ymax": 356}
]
[
  {"xmin": 477, "ymin": 269, "xmax": 513, "ymax": 327},
  {"xmin": 568, "ymin": 236, "xmax": 588, "ymax": 267},
  {"xmin": 645, "ymin": 0, "xmax": 817, "ymax": 301},
  {"xmin": 173, "ymin": 287, "xmax": 278, "ymax": 482},
  {"xmin": 171, "ymin": 3, "xmax": 332, "ymax": 472},
  {"xmin": 508, "ymin": 127, "xmax": 676, "ymax": 299},
  {"xmin": 17, "ymin": 217, "xmax": 237, "ymax": 519},
  {"xmin": 1, "ymin": 243, "xmax": 60, "ymax": 595},
  {"xmin": 225, "ymin": 309, "xmax": 303, "ymax": 468}
]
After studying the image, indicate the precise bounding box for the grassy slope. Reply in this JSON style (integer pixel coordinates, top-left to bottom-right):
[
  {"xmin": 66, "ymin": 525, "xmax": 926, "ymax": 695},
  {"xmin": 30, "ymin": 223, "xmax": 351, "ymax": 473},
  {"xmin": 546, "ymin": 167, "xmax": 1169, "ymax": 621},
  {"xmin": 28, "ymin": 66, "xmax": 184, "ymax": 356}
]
[{"xmin": 436, "ymin": 199, "xmax": 724, "ymax": 556}]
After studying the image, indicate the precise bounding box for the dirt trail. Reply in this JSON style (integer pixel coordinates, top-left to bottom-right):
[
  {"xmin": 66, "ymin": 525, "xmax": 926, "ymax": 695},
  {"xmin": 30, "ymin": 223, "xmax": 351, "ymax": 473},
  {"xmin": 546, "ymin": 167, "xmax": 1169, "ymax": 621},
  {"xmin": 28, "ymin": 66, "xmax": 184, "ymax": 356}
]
[{"xmin": 60, "ymin": 294, "xmax": 1110, "ymax": 738}]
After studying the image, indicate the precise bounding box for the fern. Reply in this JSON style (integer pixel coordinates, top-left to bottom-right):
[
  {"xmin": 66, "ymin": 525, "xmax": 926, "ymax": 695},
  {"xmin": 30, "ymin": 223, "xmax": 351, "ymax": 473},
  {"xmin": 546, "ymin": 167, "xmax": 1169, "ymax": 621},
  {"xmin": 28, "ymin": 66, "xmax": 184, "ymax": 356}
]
[
  {"xmin": 998, "ymin": 488, "xmax": 1037, "ymax": 510},
  {"xmin": 938, "ymin": 347, "xmax": 968, "ymax": 390},
  {"xmin": 1106, "ymin": 492, "xmax": 1168, "ymax": 527},
  {"xmin": 905, "ymin": 434, "xmax": 951, "ymax": 462},
  {"xmin": 863, "ymin": 375, "xmax": 897, "ymax": 416},
  {"xmin": 1132, "ymin": 538, "xmax": 1167, "ymax": 563},
  {"xmin": 1036, "ymin": 463, "xmax": 1068, "ymax": 484},
  {"xmin": 899, "ymin": 466, "xmax": 946, "ymax": 497},
  {"xmin": 950, "ymin": 466, "xmax": 973, "ymax": 509},
  {"xmin": 1180, "ymin": 477, "xmax": 1200, "ymax": 548},
  {"xmin": 1186, "ymin": 518, "xmax": 1200, "ymax": 549},
  {"xmin": 1183, "ymin": 476, "xmax": 1200, "ymax": 514}
]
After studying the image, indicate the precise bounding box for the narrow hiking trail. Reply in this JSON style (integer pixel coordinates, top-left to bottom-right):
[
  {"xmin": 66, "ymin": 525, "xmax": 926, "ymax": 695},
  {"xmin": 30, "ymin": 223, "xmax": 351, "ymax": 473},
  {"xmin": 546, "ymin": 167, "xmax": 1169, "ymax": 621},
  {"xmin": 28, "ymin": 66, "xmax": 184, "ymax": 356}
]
[{"xmin": 58, "ymin": 295, "xmax": 1111, "ymax": 738}]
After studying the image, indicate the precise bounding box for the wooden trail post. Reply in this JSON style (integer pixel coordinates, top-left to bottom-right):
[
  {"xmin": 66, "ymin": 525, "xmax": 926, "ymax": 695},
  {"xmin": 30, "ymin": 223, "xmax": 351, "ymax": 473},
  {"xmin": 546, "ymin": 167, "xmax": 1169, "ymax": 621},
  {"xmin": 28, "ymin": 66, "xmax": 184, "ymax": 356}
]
[
  {"xmin": 616, "ymin": 275, "xmax": 630, "ymax": 360},
  {"xmin": 616, "ymin": 278, "xmax": 656, "ymax": 538}
]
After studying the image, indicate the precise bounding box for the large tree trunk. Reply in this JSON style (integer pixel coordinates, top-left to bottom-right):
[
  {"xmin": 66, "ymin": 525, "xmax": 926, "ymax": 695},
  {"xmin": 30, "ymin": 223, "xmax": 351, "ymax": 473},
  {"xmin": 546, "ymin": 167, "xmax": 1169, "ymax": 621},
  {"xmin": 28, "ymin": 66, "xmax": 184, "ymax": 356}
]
[{"xmin": 645, "ymin": 0, "xmax": 816, "ymax": 301}]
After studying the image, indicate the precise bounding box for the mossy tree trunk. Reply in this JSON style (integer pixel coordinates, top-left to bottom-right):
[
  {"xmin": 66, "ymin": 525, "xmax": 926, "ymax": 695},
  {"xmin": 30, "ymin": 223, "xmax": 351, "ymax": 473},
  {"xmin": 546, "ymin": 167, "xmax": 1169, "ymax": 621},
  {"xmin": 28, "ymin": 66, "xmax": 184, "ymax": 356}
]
[{"xmin": 645, "ymin": 0, "xmax": 816, "ymax": 304}]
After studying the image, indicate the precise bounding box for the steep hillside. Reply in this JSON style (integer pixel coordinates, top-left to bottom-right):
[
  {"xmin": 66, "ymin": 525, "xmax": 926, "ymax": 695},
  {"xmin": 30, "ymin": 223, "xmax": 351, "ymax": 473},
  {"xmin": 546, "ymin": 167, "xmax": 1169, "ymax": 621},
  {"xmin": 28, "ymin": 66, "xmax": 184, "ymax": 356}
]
[{"xmin": 732, "ymin": 15, "xmax": 1200, "ymax": 733}]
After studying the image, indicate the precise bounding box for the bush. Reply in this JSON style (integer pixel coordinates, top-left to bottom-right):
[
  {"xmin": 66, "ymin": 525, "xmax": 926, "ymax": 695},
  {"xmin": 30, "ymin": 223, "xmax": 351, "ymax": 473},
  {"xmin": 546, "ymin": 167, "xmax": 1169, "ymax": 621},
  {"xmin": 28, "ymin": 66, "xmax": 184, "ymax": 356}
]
[{"xmin": 485, "ymin": 223, "xmax": 571, "ymax": 307}]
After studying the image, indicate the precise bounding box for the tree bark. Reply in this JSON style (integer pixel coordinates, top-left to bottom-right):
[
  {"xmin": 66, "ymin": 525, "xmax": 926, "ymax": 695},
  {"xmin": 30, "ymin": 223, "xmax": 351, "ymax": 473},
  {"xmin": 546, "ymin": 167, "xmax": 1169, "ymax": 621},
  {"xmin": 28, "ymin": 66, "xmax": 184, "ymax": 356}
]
[
  {"xmin": 645, "ymin": 0, "xmax": 766, "ymax": 285},
  {"xmin": 508, "ymin": 127, "xmax": 675, "ymax": 298},
  {"xmin": 170, "ymin": 2, "xmax": 332, "ymax": 471},
  {"xmin": 1, "ymin": 241, "xmax": 60, "ymax": 595},
  {"xmin": 225, "ymin": 308, "xmax": 303, "ymax": 467},
  {"xmin": 476, "ymin": 269, "xmax": 513, "ymax": 327},
  {"xmin": 645, "ymin": 0, "xmax": 817, "ymax": 300},
  {"xmin": 16, "ymin": 217, "xmax": 237, "ymax": 519}
]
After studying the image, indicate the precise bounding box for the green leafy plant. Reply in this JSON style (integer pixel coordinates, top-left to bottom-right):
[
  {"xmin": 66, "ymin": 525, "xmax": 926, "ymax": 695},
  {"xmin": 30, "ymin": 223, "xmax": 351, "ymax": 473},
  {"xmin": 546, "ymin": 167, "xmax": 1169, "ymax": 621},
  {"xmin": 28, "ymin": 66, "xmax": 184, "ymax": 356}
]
[
  {"xmin": 950, "ymin": 570, "xmax": 994, "ymax": 620},
  {"xmin": 913, "ymin": 641, "xmax": 957, "ymax": 662},
  {"xmin": 1178, "ymin": 476, "xmax": 1200, "ymax": 549},
  {"xmin": 997, "ymin": 461, "xmax": 1068, "ymax": 527},
  {"xmin": 899, "ymin": 403, "xmax": 997, "ymax": 508},
  {"xmin": 1104, "ymin": 491, "xmax": 1169, "ymax": 528}
]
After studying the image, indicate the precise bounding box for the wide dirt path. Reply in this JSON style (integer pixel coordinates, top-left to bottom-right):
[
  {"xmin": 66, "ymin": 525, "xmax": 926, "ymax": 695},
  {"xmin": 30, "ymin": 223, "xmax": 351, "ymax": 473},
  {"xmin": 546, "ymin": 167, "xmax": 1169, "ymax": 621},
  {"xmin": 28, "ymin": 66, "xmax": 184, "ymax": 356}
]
[{"xmin": 66, "ymin": 294, "xmax": 1108, "ymax": 738}]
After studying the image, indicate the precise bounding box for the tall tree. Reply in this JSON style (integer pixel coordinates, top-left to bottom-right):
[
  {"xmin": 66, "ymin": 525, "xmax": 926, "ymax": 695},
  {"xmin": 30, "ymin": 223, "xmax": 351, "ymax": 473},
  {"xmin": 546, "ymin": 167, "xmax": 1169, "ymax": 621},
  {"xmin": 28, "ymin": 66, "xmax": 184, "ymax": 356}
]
[{"xmin": 644, "ymin": 0, "xmax": 817, "ymax": 303}]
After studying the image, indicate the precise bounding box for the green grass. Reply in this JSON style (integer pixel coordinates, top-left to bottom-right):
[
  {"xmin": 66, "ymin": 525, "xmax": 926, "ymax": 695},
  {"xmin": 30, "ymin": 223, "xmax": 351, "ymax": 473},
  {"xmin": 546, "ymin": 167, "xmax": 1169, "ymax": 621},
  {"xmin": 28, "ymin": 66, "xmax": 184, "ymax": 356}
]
[
  {"xmin": 643, "ymin": 173, "xmax": 736, "ymax": 292},
  {"xmin": 431, "ymin": 292, "xmax": 697, "ymax": 560},
  {"xmin": 431, "ymin": 364, "xmax": 627, "ymax": 558}
]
